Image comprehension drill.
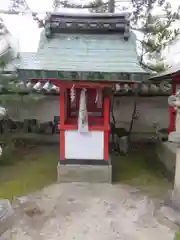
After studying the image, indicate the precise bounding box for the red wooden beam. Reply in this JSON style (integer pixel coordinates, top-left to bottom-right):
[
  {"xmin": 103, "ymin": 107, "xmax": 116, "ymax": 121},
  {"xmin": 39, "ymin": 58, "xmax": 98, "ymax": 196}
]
[{"xmin": 173, "ymin": 76, "xmax": 180, "ymax": 82}]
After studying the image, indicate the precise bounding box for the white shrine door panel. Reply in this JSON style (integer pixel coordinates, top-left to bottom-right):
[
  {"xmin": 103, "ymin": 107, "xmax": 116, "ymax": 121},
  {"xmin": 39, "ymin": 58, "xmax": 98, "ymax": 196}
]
[{"xmin": 65, "ymin": 130, "xmax": 104, "ymax": 160}]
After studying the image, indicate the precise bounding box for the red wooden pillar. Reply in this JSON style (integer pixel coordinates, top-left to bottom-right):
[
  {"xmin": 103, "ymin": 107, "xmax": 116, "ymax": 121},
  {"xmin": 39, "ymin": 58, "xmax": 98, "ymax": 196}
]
[
  {"xmin": 104, "ymin": 96, "xmax": 110, "ymax": 161},
  {"xmin": 168, "ymin": 80, "xmax": 176, "ymax": 133},
  {"xmin": 168, "ymin": 107, "xmax": 175, "ymax": 133},
  {"xmin": 59, "ymin": 86, "xmax": 65, "ymax": 160}
]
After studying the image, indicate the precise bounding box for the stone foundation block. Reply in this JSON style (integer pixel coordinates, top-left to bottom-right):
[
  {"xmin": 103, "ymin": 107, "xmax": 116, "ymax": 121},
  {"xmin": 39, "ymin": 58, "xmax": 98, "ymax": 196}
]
[{"xmin": 57, "ymin": 163, "xmax": 112, "ymax": 183}]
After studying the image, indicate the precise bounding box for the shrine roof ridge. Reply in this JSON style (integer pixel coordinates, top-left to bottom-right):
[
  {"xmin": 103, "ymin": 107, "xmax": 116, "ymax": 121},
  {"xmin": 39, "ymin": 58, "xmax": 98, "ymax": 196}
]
[
  {"xmin": 47, "ymin": 12, "xmax": 129, "ymax": 19},
  {"xmin": 45, "ymin": 12, "xmax": 130, "ymax": 37}
]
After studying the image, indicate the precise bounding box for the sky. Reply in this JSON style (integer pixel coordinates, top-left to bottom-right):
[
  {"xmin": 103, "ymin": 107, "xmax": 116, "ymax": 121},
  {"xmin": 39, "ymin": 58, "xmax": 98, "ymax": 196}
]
[
  {"xmin": 0, "ymin": 0, "xmax": 134, "ymax": 52},
  {"xmin": 0, "ymin": 0, "xmax": 180, "ymax": 65}
]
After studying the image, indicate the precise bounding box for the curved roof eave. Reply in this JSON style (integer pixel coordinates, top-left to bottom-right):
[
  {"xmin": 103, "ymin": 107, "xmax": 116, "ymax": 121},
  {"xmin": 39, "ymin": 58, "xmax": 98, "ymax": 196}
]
[{"xmin": 149, "ymin": 63, "xmax": 180, "ymax": 81}]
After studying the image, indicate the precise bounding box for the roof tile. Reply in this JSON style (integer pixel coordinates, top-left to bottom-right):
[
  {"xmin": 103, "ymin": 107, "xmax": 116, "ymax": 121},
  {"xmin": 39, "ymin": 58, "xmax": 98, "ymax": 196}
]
[{"xmin": 17, "ymin": 31, "xmax": 145, "ymax": 74}]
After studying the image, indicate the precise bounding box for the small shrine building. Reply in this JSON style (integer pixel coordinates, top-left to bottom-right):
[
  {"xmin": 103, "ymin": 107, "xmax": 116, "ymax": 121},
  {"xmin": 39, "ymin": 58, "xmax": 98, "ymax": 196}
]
[
  {"xmin": 149, "ymin": 64, "xmax": 180, "ymax": 134},
  {"xmin": 3, "ymin": 12, "xmax": 147, "ymax": 181}
]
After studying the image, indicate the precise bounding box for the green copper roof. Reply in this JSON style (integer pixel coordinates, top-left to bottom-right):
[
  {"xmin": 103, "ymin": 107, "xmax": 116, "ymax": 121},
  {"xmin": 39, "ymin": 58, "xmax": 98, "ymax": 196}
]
[
  {"xmin": 24, "ymin": 31, "xmax": 144, "ymax": 73},
  {"xmin": 7, "ymin": 31, "xmax": 147, "ymax": 82}
]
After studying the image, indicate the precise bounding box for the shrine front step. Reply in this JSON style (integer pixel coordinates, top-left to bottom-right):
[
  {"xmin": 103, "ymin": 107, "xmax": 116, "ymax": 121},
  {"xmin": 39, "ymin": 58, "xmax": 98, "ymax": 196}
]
[{"xmin": 57, "ymin": 163, "xmax": 112, "ymax": 183}]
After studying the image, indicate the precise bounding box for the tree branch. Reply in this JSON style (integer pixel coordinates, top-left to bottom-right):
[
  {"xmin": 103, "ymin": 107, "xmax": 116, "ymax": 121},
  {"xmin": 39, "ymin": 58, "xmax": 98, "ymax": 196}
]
[
  {"xmin": 139, "ymin": 61, "xmax": 156, "ymax": 72},
  {"xmin": 56, "ymin": 0, "xmax": 109, "ymax": 9}
]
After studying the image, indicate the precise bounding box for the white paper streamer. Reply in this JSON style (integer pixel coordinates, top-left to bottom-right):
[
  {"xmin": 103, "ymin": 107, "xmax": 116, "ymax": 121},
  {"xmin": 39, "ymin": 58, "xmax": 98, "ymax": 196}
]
[
  {"xmin": 43, "ymin": 81, "xmax": 51, "ymax": 91},
  {"xmin": 95, "ymin": 89, "xmax": 103, "ymax": 108},
  {"xmin": 0, "ymin": 107, "xmax": 6, "ymax": 120},
  {"xmin": 115, "ymin": 84, "xmax": 121, "ymax": 91},
  {"xmin": 26, "ymin": 81, "xmax": 32, "ymax": 89},
  {"xmin": 78, "ymin": 88, "xmax": 88, "ymax": 133},
  {"xmin": 70, "ymin": 84, "xmax": 76, "ymax": 107},
  {"xmin": 0, "ymin": 145, "xmax": 2, "ymax": 156},
  {"xmin": 33, "ymin": 81, "xmax": 42, "ymax": 91}
]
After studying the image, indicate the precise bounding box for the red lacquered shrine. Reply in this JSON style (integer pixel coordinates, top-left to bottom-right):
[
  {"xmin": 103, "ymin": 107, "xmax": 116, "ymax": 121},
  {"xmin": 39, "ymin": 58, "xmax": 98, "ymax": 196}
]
[
  {"xmin": 58, "ymin": 82, "xmax": 111, "ymax": 163},
  {"xmin": 149, "ymin": 64, "xmax": 180, "ymax": 134},
  {"xmin": 13, "ymin": 12, "xmax": 146, "ymax": 165}
]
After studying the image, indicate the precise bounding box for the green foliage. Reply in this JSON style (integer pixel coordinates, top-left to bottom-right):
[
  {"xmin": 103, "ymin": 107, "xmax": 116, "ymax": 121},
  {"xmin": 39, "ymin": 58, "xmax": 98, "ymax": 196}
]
[
  {"xmin": 134, "ymin": 1, "xmax": 180, "ymax": 72},
  {"xmin": 148, "ymin": 62, "xmax": 169, "ymax": 73},
  {"xmin": 8, "ymin": 0, "xmax": 28, "ymax": 12}
]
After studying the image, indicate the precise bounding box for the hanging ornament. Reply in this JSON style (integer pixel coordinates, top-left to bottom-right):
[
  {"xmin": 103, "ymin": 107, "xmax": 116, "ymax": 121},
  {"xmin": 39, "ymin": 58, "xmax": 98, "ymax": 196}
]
[
  {"xmin": 0, "ymin": 145, "xmax": 2, "ymax": 156},
  {"xmin": 49, "ymin": 84, "xmax": 60, "ymax": 93},
  {"xmin": 56, "ymin": 86, "xmax": 60, "ymax": 93},
  {"xmin": 43, "ymin": 81, "xmax": 51, "ymax": 91},
  {"xmin": 51, "ymin": 85, "xmax": 55, "ymax": 90},
  {"xmin": 70, "ymin": 84, "xmax": 76, "ymax": 107},
  {"xmin": 33, "ymin": 81, "xmax": 42, "ymax": 91},
  {"xmin": 95, "ymin": 89, "xmax": 102, "ymax": 108},
  {"xmin": 78, "ymin": 88, "xmax": 88, "ymax": 133},
  {"xmin": 115, "ymin": 84, "xmax": 121, "ymax": 92},
  {"xmin": 0, "ymin": 107, "xmax": 7, "ymax": 120},
  {"xmin": 124, "ymin": 84, "xmax": 129, "ymax": 92},
  {"xmin": 26, "ymin": 81, "xmax": 32, "ymax": 89}
]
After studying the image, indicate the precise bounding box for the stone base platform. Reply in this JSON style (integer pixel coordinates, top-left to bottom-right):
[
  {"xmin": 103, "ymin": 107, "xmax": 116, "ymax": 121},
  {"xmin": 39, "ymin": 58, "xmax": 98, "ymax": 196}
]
[
  {"xmin": 0, "ymin": 200, "xmax": 14, "ymax": 236},
  {"xmin": 156, "ymin": 141, "xmax": 177, "ymax": 174},
  {"xmin": 57, "ymin": 162, "xmax": 112, "ymax": 183}
]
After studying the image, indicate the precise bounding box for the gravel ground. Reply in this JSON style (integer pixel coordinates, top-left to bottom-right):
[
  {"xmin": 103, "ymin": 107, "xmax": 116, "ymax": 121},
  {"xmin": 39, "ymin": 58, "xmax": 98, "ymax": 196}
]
[{"xmin": 0, "ymin": 183, "xmax": 176, "ymax": 240}]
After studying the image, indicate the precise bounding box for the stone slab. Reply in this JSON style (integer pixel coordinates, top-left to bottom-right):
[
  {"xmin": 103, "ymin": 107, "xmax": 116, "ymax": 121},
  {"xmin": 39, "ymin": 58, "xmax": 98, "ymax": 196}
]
[
  {"xmin": 169, "ymin": 131, "xmax": 180, "ymax": 144},
  {"xmin": 57, "ymin": 163, "xmax": 112, "ymax": 183},
  {"xmin": 155, "ymin": 205, "xmax": 180, "ymax": 231},
  {"xmin": 165, "ymin": 190, "xmax": 180, "ymax": 212},
  {"xmin": 0, "ymin": 200, "xmax": 14, "ymax": 236},
  {"xmin": 156, "ymin": 141, "xmax": 176, "ymax": 174}
]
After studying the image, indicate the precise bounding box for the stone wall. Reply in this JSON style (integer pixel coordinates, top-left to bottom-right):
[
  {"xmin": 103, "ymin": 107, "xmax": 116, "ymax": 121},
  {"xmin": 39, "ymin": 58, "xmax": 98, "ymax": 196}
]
[
  {"xmin": 7, "ymin": 96, "xmax": 169, "ymax": 133},
  {"xmin": 7, "ymin": 96, "xmax": 60, "ymax": 123},
  {"xmin": 113, "ymin": 96, "xmax": 169, "ymax": 132}
]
